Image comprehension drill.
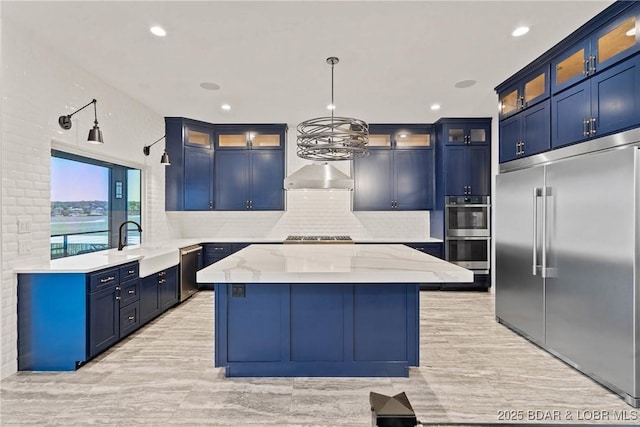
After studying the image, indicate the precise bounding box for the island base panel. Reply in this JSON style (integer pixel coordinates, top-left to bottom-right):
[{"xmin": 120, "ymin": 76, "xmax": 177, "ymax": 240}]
[{"xmin": 214, "ymin": 282, "xmax": 419, "ymax": 377}]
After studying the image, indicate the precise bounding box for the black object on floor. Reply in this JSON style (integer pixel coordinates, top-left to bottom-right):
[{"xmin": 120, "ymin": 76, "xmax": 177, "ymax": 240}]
[{"xmin": 370, "ymin": 391, "xmax": 417, "ymax": 427}]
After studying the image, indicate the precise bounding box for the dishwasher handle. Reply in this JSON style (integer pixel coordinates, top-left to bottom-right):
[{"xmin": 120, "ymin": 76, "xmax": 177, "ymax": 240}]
[{"xmin": 181, "ymin": 245, "xmax": 202, "ymax": 255}]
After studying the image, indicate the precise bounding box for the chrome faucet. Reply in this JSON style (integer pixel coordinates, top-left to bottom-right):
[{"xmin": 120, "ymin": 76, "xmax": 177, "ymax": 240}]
[{"xmin": 118, "ymin": 221, "xmax": 142, "ymax": 251}]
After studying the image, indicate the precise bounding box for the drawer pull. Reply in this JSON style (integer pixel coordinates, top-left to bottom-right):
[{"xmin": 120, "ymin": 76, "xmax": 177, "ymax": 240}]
[
  {"xmin": 128, "ymin": 270, "xmax": 135, "ymax": 274},
  {"xmin": 128, "ymin": 316, "xmax": 135, "ymax": 321},
  {"xmin": 213, "ymin": 247, "xmax": 225, "ymax": 251},
  {"xmin": 115, "ymin": 296, "xmax": 121, "ymax": 300},
  {"xmin": 115, "ymin": 286, "xmax": 121, "ymax": 291},
  {"xmin": 158, "ymin": 271, "xmax": 166, "ymax": 277},
  {"xmin": 128, "ymin": 289, "xmax": 135, "ymax": 294},
  {"xmin": 159, "ymin": 279, "xmax": 166, "ymax": 284},
  {"xmin": 100, "ymin": 276, "xmax": 115, "ymax": 283}
]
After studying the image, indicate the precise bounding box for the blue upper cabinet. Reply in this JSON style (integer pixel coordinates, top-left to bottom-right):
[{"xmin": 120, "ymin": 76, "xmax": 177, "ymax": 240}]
[
  {"xmin": 214, "ymin": 124, "xmax": 286, "ymax": 211},
  {"xmin": 500, "ymin": 100, "xmax": 551, "ymax": 162},
  {"xmin": 497, "ymin": 2, "xmax": 640, "ymax": 163},
  {"xmin": 552, "ymin": 54, "xmax": 640, "ymax": 148},
  {"xmin": 165, "ymin": 118, "xmax": 215, "ymax": 211},
  {"xmin": 353, "ymin": 124, "xmax": 434, "ymax": 211},
  {"xmin": 437, "ymin": 118, "xmax": 492, "ymax": 196},
  {"xmin": 499, "ymin": 65, "xmax": 550, "ymax": 119},
  {"xmin": 552, "ymin": 5, "xmax": 640, "ymax": 94}
]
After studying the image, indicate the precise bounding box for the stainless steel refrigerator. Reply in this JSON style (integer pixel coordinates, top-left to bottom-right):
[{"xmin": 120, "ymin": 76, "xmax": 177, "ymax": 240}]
[{"xmin": 496, "ymin": 138, "xmax": 640, "ymax": 408}]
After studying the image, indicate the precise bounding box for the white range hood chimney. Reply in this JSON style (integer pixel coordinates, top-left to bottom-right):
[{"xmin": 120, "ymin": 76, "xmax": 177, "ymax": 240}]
[{"xmin": 284, "ymin": 162, "xmax": 353, "ymax": 190}]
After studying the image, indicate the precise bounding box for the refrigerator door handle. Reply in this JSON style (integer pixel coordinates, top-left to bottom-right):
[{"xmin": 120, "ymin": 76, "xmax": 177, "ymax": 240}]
[
  {"xmin": 533, "ymin": 187, "xmax": 542, "ymax": 275},
  {"xmin": 540, "ymin": 186, "xmax": 557, "ymax": 279}
]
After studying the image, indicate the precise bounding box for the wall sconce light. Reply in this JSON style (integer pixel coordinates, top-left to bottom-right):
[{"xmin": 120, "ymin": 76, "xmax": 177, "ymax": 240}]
[
  {"xmin": 58, "ymin": 98, "xmax": 104, "ymax": 144},
  {"xmin": 143, "ymin": 135, "xmax": 170, "ymax": 165}
]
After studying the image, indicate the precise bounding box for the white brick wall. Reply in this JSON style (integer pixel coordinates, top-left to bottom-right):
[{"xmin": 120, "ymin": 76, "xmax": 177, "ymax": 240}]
[
  {"xmin": 0, "ymin": 20, "xmax": 167, "ymax": 378},
  {"xmin": 171, "ymin": 189, "xmax": 430, "ymax": 240}
]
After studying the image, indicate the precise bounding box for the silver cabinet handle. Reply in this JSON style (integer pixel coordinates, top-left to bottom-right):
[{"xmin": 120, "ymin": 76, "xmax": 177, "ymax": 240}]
[
  {"xmin": 115, "ymin": 286, "xmax": 121, "ymax": 291},
  {"xmin": 128, "ymin": 289, "xmax": 135, "ymax": 294},
  {"xmin": 590, "ymin": 117, "xmax": 596, "ymax": 136},
  {"xmin": 590, "ymin": 55, "xmax": 596, "ymax": 74},
  {"xmin": 100, "ymin": 276, "xmax": 115, "ymax": 283},
  {"xmin": 115, "ymin": 296, "xmax": 121, "ymax": 300},
  {"xmin": 209, "ymin": 201, "xmax": 213, "ymax": 209},
  {"xmin": 583, "ymin": 119, "xmax": 589, "ymax": 137},
  {"xmin": 128, "ymin": 316, "xmax": 134, "ymax": 321},
  {"xmin": 158, "ymin": 271, "xmax": 166, "ymax": 277},
  {"xmin": 128, "ymin": 270, "xmax": 135, "ymax": 274},
  {"xmin": 583, "ymin": 58, "xmax": 590, "ymax": 76},
  {"xmin": 158, "ymin": 279, "xmax": 166, "ymax": 284}
]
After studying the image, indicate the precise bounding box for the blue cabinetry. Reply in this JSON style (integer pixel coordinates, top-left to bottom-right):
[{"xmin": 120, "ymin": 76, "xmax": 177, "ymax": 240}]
[
  {"xmin": 551, "ymin": 5, "xmax": 640, "ymax": 94},
  {"xmin": 497, "ymin": 2, "xmax": 640, "ymax": 163},
  {"xmin": 201, "ymin": 243, "xmax": 249, "ymax": 290},
  {"xmin": 499, "ymin": 100, "xmax": 551, "ymax": 162},
  {"xmin": 214, "ymin": 124, "xmax": 285, "ymax": 211},
  {"xmin": 140, "ymin": 265, "xmax": 179, "ymax": 325},
  {"xmin": 18, "ymin": 261, "xmax": 142, "ymax": 370},
  {"xmin": 552, "ymin": 54, "xmax": 640, "ymax": 148},
  {"xmin": 353, "ymin": 124, "xmax": 434, "ymax": 211},
  {"xmin": 165, "ymin": 118, "xmax": 215, "ymax": 211},
  {"xmin": 437, "ymin": 118, "xmax": 491, "ymax": 196}
]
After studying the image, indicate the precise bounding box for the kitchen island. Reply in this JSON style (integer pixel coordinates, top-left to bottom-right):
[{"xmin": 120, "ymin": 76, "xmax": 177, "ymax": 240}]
[{"xmin": 197, "ymin": 244, "xmax": 472, "ymax": 377}]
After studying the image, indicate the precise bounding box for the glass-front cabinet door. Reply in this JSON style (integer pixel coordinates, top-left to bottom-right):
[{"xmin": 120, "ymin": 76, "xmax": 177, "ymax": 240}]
[
  {"xmin": 443, "ymin": 123, "xmax": 489, "ymax": 145},
  {"xmin": 216, "ymin": 125, "xmax": 284, "ymax": 149},
  {"xmin": 552, "ymin": 6, "xmax": 639, "ymax": 93},
  {"xmin": 184, "ymin": 125, "xmax": 213, "ymax": 149},
  {"xmin": 499, "ymin": 66, "xmax": 549, "ymax": 118}
]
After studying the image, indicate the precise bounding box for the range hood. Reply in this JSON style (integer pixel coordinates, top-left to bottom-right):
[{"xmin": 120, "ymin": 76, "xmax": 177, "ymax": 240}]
[{"xmin": 284, "ymin": 163, "xmax": 353, "ymax": 190}]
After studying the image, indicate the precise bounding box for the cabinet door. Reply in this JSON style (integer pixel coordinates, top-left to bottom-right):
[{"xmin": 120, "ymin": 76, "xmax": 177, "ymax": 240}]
[
  {"xmin": 184, "ymin": 147, "xmax": 213, "ymax": 210},
  {"xmin": 160, "ymin": 266, "xmax": 179, "ymax": 311},
  {"xmin": 139, "ymin": 275, "xmax": 160, "ymax": 325},
  {"xmin": 394, "ymin": 150, "xmax": 433, "ymax": 210},
  {"xmin": 499, "ymin": 114, "xmax": 521, "ymax": 163},
  {"xmin": 88, "ymin": 286, "xmax": 119, "ymax": 358},
  {"xmin": 442, "ymin": 124, "xmax": 467, "ymax": 145},
  {"xmin": 215, "ymin": 151, "xmax": 250, "ymax": 210},
  {"xmin": 591, "ymin": 54, "xmax": 640, "ymax": 137},
  {"xmin": 249, "ymin": 150, "xmax": 284, "ymax": 210},
  {"xmin": 353, "ymin": 150, "xmax": 394, "ymax": 210},
  {"xmin": 552, "ymin": 39, "xmax": 590, "ymax": 93},
  {"xmin": 444, "ymin": 146, "xmax": 467, "ymax": 195},
  {"xmin": 499, "ymin": 85, "xmax": 520, "ymax": 119},
  {"xmin": 522, "ymin": 67, "xmax": 550, "ymax": 108},
  {"xmin": 119, "ymin": 301, "xmax": 140, "ymax": 339},
  {"xmin": 521, "ymin": 99, "xmax": 551, "ymax": 157},
  {"xmin": 468, "ymin": 146, "xmax": 490, "ymax": 196},
  {"xmin": 592, "ymin": 9, "xmax": 640, "ymax": 73},
  {"xmin": 184, "ymin": 123, "xmax": 214, "ymax": 149},
  {"xmin": 551, "ymin": 79, "xmax": 591, "ymax": 149}
]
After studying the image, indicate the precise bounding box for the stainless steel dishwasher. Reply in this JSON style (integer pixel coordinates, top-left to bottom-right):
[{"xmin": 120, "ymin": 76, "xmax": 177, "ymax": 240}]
[{"xmin": 180, "ymin": 244, "xmax": 202, "ymax": 302}]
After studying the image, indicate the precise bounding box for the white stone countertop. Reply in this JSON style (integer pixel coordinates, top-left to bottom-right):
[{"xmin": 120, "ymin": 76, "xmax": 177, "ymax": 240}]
[
  {"xmin": 197, "ymin": 244, "xmax": 471, "ymax": 284},
  {"xmin": 15, "ymin": 237, "xmax": 443, "ymax": 277}
]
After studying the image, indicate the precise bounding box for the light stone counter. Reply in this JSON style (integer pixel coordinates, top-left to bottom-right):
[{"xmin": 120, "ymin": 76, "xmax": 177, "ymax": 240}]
[{"xmin": 197, "ymin": 244, "xmax": 471, "ymax": 284}]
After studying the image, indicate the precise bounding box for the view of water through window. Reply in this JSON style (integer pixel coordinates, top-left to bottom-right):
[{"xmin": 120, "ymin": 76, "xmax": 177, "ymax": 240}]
[{"xmin": 50, "ymin": 153, "xmax": 141, "ymax": 259}]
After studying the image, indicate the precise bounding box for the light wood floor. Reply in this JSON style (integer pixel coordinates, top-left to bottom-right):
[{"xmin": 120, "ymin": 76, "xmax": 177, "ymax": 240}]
[{"xmin": 1, "ymin": 290, "xmax": 636, "ymax": 426}]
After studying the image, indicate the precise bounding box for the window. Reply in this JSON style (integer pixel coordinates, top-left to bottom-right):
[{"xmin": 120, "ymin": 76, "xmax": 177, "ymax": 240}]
[{"xmin": 50, "ymin": 150, "xmax": 142, "ymax": 259}]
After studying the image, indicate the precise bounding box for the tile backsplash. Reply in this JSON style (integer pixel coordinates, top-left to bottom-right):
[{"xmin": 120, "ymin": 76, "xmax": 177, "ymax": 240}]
[{"xmin": 170, "ymin": 189, "xmax": 430, "ymax": 239}]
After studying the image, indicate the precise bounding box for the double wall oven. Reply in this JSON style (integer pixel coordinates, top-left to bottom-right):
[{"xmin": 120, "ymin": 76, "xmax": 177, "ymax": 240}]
[{"xmin": 445, "ymin": 196, "xmax": 491, "ymax": 275}]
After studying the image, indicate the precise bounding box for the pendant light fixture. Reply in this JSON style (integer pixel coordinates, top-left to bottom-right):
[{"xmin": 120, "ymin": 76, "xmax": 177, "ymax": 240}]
[
  {"xmin": 143, "ymin": 135, "xmax": 171, "ymax": 165},
  {"xmin": 58, "ymin": 98, "xmax": 104, "ymax": 144},
  {"xmin": 296, "ymin": 57, "xmax": 369, "ymax": 161}
]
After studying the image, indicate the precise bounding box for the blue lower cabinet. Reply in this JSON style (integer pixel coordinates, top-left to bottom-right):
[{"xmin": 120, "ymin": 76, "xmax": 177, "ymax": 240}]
[
  {"xmin": 216, "ymin": 283, "xmax": 419, "ymax": 377},
  {"xmin": 88, "ymin": 282, "xmax": 120, "ymax": 358},
  {"xmin": 404, "ymin": 243, "xmax": 443, "ymax": 258},
  {"xmin": 119, "ymin": 301, "xmax": 141, "ymax": 339},
  {"xmin": 15, "ymin": 261, "xmax": 185, "ymax": 371},
  {"xmin": 140, "ymin": 265, "xmax": 179, "ymax": 324}
]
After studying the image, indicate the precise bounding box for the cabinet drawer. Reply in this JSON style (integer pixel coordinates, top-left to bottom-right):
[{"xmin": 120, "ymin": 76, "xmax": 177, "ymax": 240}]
[
  {"xmin": 405, "ymin": 243, "xmax": 443, "ymax": 259},
  {"xmin": 89, "ymin": 268, "xmax": 120, "ymax": 293},
  {"xmin": 120, "ymin": 301, "xmax": 140, "ymax": 338},
  {"xmin": 120, "ymin": 279, "xmax": 140, "ymax": 306},
  {"xmin": 119, "ymin": 263, "xmax": 139, "ymax": 282}
]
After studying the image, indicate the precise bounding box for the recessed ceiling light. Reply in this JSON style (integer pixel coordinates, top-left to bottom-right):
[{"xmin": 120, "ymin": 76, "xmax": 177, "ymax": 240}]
[
  {"xmin": 326, "ymin": 104, "xmax": 336, "ymax": 110},
  {"xmin": 512, "ymin": 26, "xmax": 530, "ymax": 37},
  {"xmin": 150, "ymin": 26, "xmax": 167, "ymax": 37},
  {"xmin": 221, "ymin": 104, "xmax": 231, "ymax": 111},
  {"xmin": 200, "ymin": 82, "xmax": 220, "ymax": 91},
  {"xmin": 430, "ymin": 104, "xmax": 441, "ymax": 111},
  {"xmin": 454, "ymin": 80, "xmax": 476, "ymax": 89},
  {"xmin": 627, "ymin": 28, "xmax": 637, "ymax": 37}
]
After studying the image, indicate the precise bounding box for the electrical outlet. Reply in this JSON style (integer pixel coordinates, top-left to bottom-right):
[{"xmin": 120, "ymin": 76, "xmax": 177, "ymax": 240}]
[
  {"xmin": 18, "ymin": 240, "xmax": 32, "ymax": 255},
  {"xmin": 231, "ymin": 284, "xmax": 245, "ymax": 298},
  {"xmin": 18, "ymin": 219, "xmax": 31, "ymax": 234}
]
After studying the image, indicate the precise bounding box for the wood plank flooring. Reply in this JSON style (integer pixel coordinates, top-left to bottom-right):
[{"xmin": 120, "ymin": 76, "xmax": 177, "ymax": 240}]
[{"xmin": 1, "ymin": 291, "xmax": 637, "ymax": 426}]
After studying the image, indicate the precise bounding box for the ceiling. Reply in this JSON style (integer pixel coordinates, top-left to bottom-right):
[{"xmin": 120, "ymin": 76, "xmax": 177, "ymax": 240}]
[{"xmin": 2, "ymin": 1, "xmax": 613, "ymax": 126}]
